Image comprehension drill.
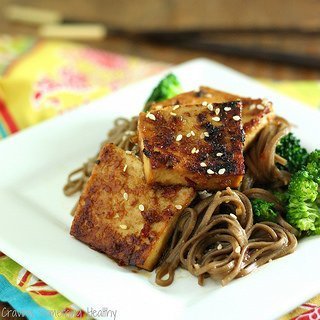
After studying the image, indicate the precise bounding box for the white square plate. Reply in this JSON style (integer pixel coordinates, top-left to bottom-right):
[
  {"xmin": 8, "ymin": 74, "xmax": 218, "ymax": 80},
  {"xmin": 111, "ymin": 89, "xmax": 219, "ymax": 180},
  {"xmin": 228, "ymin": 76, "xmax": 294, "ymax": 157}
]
[{"xmin": 0, "ymin": 59, "xmax": 319, "ymax": 320}]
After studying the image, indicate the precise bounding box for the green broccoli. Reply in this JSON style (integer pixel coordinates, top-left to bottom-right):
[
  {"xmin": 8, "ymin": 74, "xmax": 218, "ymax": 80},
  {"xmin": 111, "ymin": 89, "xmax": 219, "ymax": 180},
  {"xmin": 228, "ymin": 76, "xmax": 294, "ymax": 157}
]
[
  {"xmin": 287, "ymin": 198, "xmax": 319, "ymax": 232},
  {"xmin": 144, "ymin": 73, "xmax": 182, "ymax": 111},
  {"xmin": 276, "ymin": 133, "xmax": 308, "ymax": 173},
  {"xmin": 286, "ymin": 170, "xmax": 320, "ymax": 234},
  {"xmin": 288, "ymin": 171, "xmax": 318, "ymax": 202},
  {"xmin": 306, "ymin": 150, "xmax": 320, "ymax": 184},
  {"xmin": 251, "ymin": 198, "xmax": 278, "ymax": 222},
  {"xmin": 273, "ymin": 138, "xmax": 320, "ymax": 236}
]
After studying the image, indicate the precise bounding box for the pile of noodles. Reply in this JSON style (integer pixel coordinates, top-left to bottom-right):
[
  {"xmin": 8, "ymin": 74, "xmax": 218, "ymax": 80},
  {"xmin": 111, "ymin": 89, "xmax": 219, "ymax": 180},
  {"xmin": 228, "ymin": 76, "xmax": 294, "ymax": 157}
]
[{"xmin": 64, "ymin": 115, "xmax": 298, "ymax": 286}]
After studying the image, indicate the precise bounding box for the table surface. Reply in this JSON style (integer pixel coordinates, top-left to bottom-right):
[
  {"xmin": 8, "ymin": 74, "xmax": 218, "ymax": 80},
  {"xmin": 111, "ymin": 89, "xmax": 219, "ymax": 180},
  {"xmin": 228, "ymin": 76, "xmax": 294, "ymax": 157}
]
[{"xmin": 1, "ymin": 1, "xmax": 320, "ymax": 81}]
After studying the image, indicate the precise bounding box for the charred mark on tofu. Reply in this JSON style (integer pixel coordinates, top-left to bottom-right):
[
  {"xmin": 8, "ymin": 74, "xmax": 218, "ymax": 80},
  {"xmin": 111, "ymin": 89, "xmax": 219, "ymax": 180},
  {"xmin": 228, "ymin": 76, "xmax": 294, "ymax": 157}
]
[{"xmin": 138, "ymin": 101, "xmax": 245, "ymax": 190}]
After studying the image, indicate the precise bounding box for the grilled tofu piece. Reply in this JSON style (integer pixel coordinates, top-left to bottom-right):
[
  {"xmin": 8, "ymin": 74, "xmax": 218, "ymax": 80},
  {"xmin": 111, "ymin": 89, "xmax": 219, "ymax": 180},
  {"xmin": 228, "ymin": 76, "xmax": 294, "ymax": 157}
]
[
  {"xmin": 150, "ymin": 86, "xmax": 274, "ymax": 149},
  {"xmin": 138, "ymin": 101, "xmax": 245, "ymax": 190},
  {"xmin": 70, "ymin": 143, "xmax": 195, "ymax": 271}
]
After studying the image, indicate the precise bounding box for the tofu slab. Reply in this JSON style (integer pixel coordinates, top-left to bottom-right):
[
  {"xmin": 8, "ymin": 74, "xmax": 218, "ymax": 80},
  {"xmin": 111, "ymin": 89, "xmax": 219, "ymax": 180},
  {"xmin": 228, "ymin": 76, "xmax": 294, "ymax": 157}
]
[
  {"xmin": 150, "ymin": 86, "xmax": 274, "ymax": 149},
  {"xmin": 138, "ymin": 101, "xmax": 245, "ymax": 190},
  {"xmin": 70, "ymin": 143, "xmax": 195, "ymax": 271}
]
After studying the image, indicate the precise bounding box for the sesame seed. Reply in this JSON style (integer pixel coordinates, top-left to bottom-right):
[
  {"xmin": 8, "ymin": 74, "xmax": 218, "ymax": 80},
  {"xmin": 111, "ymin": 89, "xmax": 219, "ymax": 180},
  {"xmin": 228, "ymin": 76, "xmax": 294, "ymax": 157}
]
[
  {"xmin": 216, "ymin": 152, "xmax": 223, "ymax": 157},
  {"xmin": 202, "ymin": 101, "xmax": 208, "ymax": 106},
  {"xmin": 257, "ymin": 104, "xmax": 264, "ymax": 110},
  {"xmin": 186, "ymin": 132, "xmax": 192, "ymax": 138},
  {"xmin": 224, "ymin": 106, "xmax": 231, "ymax": 111},
  {"xmin": 207, "ymin": 103, "xmax": 213, "ymax": 111},
  {"xmin": 176, "ymin": 134, "xmax": 183, "ymax": 141},
  {"xmin": 123, "ymin": 164, "xmax": 128, "ymax": 172},
  {"xmin": 205, "ymin": 93, "xmax": 212, "ymax": 98},
  {"xmin": 207, "ymin": 169, "xmax": 214, "ymax": 174},
  {"xmin": 191, "ymin": 130, "xmax": 195, "ymax": 136},
  {"xmin": 146, "ymin": 112, "xmax": 156, "ymax": 121},
  {"xmin": 249, "ymin": 104, "xmax": 256, "ymax": 110},
  {"xmin": 200, "ymin": 133, "xmax": 205, "ymax": 139},
  {"xmin": 218, "ymin": 168, "xmax": 226, "ymax": 175},
  {"xmin": 125, "ymin": 150, "xmax": 132, "ymax": 154},
  {"xmin": 230, "ymin": 213, "xmax": 237, "ymax": 220},
  {"xmin": 139, "ymin": 204, "xmax": 145, "ymax": 211},
  {"xmin": 194, "ymin": 263, "xmax": 200, "ymax": 269},
  {"xmin": 233, "ymin": 115, "xmax": 241, "ymax": 121},
  {"xmin": 212, "ymin": 116, "xmax": 220, "ymax": 122},
  {"xmin": 195, "ymin": 149, "xmax": 199, "ymax": 153},
  {"xmin": 235, "ymin": 246, "xmax": 241, "ymax": 254},
  {"xmin": 123, "ymin": 192, "xmax": 128, "ymax": 200},
  {"xmin": 200, "ymin": 162, "xmax": 207, "ymax": 167},
  {"xmin": 170, "ymin": 112, "xmax": 177, "ymax": 116},
  {"xmin": 114, "ymin": 213, "xmax": 119, "ymax": 218},
  {"xmin": 198, "ymin": 190, "xmax": 213, "ymax": 199},
  {"xmin": 119, "ymin": 224, "xmax": 128, "ymax": 230},
  {"xmin": 215, "ymin": 108, "xmax": 220, "ymax": 115},
  {"xmin": 191, "ymin": 147, "xmax": 197, "ymax": 154},
  {"xmin": 173, "ymin": 104, "xmax": 180, "ymax": 110},
  {"xmin": 217, "ymin": 244, "xmax": 223, "ymax": 250},
  {"xmin": 175, "ymin": 204, "xmax": 182, "ymax": 210},
  {"xmin": 204, "ymin": 132, "xmax": 209, "ymax": 137}
]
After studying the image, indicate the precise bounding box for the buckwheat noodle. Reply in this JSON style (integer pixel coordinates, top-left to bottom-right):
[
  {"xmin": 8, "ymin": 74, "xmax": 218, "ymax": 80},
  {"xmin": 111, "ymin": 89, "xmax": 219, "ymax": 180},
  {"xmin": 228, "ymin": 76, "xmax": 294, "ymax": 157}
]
[
  {"xmin": 243, "ymin": 116, "xmax": 291, "ymax": 188},
  {"xmin": 156, "ymin": 188, "xmax": 297, "ymax": 286}
]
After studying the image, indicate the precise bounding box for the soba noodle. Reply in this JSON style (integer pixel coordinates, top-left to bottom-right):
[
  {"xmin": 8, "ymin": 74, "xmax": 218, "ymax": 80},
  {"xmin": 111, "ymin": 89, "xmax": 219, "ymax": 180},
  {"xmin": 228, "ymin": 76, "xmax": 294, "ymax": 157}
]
[
  {"xmin": 244, "ymin": 116, "xmax": 291, "ymax": 188},
  {"xmin": 156, "ymin": 188, "xmax": 297, "ymax": 286}
]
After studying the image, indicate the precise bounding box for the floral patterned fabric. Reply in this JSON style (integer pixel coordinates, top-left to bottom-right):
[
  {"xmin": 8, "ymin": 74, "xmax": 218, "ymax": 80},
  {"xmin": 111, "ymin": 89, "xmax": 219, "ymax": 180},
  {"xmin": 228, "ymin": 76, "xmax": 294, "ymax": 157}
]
[
  {"xmin": 0, "ymin": 35, "xmax": 319, "ymax": 320},
  {"xmin": 0, "ymin": 35, "xmax": 165, "ymax": 138}
]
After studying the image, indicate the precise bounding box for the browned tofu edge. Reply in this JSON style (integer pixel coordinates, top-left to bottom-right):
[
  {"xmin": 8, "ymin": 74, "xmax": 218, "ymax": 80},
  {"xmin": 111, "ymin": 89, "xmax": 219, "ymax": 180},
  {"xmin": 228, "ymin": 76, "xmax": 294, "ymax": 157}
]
[{"xmin": 70, "ymin": 143, "xmax": 196, "ymax": 270}]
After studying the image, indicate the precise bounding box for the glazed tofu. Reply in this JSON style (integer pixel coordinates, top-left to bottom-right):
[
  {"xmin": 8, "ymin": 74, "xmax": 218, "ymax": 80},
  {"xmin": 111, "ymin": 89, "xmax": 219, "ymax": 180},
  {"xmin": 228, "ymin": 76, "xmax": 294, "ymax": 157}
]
[
  {"xmin": 70, "ymin": 143, "xmax": 195, "ymax": 271},
  {"xmin": 150, "ymin": 86, "xmax": 274, "ymax": 149},
  {"xmin": 138, "ymin": 101, "xmax": 245, "ymax": 190}
]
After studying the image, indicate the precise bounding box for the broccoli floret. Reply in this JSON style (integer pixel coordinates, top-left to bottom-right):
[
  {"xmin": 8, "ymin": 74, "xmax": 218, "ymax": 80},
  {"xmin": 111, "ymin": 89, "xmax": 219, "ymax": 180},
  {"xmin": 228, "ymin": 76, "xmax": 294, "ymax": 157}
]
[
  {"xmin": 273, "ymin": 146, "xmax": 320, "ymax": 236},
  {"xmin": 287, "ymin": 198, "xmax": 319, "ymax": 232},
  {"xmin": 251, "ymin": 199, "xmax": 278, "ymax": 222},
  {"xmin": 286, "ymin": 170, "xmax": 320, "ymax": 234},
  {"xmin": 144, "ymin": 74, "xmax": 182, "ymax": 111},
  {"xmin": 306, "ymin": 150, "xmax": 320, "ymax": 184},
  {"xmin": 276, "ymin": 133, "xmax": 308, "ymax": 173},
  {"xmin": 288, "ymin": 171, "xmax": 318, "ymax": 202}
]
